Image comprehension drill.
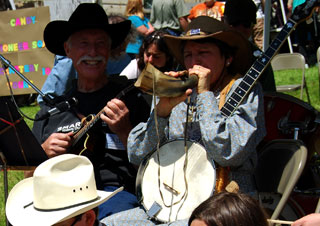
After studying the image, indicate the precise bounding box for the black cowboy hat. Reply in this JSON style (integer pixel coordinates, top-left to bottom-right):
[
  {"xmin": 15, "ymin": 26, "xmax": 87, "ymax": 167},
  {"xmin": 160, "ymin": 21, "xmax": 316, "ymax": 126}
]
[
  {"xmin": 224, "ymin": 0, "xmax": 257, "ymax": 26},
  {"xmin": 44, "ymin": 3, "xmax": 131, "ymax": 56},
  {"xmin": 164, "ymin": 16, "xmax": 252, "ymax": 75}
]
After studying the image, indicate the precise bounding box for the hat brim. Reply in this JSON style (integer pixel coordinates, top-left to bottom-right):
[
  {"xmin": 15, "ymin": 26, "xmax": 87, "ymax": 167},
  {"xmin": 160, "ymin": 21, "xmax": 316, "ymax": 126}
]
[
  {"xmin": 6, "ymin": 178, "xmax": 122, "ymax": 226},
  {"xmin": 44, "ymin": 20, "xmax": 131, "ymax": 56},
  {"xmin": 164, "ymin": 30, "xmax": 252, "ymax": 75}
]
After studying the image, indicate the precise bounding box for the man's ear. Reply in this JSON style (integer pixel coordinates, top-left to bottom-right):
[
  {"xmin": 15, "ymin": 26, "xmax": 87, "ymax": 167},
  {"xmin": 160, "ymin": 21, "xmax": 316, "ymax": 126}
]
[
  {"xmin": 64, "ymin": 42, "xmax": 70, "ymax": 57},
  {"xmin": 83, "ymin": 209, "xmax": 96, "ymax": 226}
]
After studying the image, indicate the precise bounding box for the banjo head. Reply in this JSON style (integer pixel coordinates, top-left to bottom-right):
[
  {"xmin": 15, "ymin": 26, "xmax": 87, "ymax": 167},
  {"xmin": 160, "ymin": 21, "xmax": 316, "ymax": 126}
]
[{"xmin": 136, "ymin": 139, "xmax": 216, "ymax": 223}]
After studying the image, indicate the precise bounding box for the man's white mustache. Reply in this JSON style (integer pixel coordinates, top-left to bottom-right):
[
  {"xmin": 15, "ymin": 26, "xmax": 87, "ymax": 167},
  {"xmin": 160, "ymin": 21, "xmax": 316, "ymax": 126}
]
[{"xmin": 77, "ymin": 55, "xmax": 106, "ymax": 65}]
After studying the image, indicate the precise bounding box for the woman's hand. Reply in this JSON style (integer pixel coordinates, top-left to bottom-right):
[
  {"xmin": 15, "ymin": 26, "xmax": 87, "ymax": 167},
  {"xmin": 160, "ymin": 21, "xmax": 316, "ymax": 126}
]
[
  {"xmin": 188, "ymin": 65, "xmax": 212, "ymax": 94},
  {"xmin": 156, "ymin": 71, "xmax": 192, "ymax": 117}
]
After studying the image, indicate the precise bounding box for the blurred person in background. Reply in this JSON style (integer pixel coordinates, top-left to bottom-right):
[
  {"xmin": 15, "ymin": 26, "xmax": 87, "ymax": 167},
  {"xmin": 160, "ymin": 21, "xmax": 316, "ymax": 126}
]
[
  {"xmin": 150, "ymin": 0, "xmax": 189, "ymax": 36},
  {"xmin": 188, "ymin": 0, "xmax": 225, "ymax": 21},
  {"xmin": 0, "ymin": 0, "xmax": 11, "ymax": 11},
  {"xmin": 121, "ymin": 29, "xmax": 177, "ymax": 80},
  {"xmin": 224, "ymin": 0, "xmax": 276, "ymax": 92},
  {"xmin": 287, "ymin": 0, "xmax": 320, "ymax": 66},
  {"xmin": 125, "ymin": 0, "xmax": 154, "ymax": 59},
  {"xmin": 252, "ymin": 0, "xmax": 265, "ymax": 50}
]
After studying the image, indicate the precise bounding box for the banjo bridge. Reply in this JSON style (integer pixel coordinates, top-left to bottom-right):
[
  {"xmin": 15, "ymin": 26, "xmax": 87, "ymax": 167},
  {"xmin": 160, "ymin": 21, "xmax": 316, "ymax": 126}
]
[{"xmin": 163, "ymin": 182, "xmax": 180, "ymax": 195}]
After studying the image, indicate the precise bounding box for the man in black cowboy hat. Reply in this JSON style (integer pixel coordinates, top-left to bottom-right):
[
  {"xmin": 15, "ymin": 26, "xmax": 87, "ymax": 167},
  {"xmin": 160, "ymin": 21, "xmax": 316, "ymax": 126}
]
[{"xmin": 32, "ymin": 3, "xmax": 150, "ymax": 220}]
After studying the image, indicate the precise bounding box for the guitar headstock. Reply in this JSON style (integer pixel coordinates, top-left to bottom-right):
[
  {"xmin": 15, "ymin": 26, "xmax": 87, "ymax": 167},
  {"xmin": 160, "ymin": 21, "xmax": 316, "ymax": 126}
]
[{"xmin": 291, "ymin": 0, "xmax": 320, "ymax": 24}]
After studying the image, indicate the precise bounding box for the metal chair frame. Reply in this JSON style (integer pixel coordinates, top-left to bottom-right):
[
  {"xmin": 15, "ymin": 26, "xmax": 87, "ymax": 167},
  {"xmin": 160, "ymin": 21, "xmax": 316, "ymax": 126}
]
[
  {"xmin": 271, "ymin": 53, "xmax": 311, "ymax": 104},
  {"xmin": 317, "ymin": 47, "xmax": 320, "ymax": 99},
  {"xmin": 255, "ymin": 139, "xmax": 308, "ymax": 221}
]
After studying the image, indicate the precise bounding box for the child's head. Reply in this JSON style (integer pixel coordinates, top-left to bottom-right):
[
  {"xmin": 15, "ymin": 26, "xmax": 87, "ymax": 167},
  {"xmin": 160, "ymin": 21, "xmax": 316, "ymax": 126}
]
[{"xmin": 189, "ymin": 191, "xmax": 269, "ymax": 226}]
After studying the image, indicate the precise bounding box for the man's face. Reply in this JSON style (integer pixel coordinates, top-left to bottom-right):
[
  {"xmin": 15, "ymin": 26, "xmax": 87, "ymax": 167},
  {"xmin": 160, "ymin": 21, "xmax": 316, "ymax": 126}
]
[
  {"xmin": 64, "ymin": 29, "xmax": 110, "ymax": 81},
  {"xmin": 53, "ymin": 215, "xmax": 85, "ymax": 226},
  {"xmin": 53, "ymin": 210, "xmax": 95, "ymax": 226}
]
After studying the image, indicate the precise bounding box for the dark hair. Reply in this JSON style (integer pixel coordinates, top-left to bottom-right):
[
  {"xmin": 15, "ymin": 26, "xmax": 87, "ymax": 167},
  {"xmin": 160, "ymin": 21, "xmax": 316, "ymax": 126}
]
[
  {"xmin": 188, "ymin": 192, "xmax": 269, "ymax": 226},
  {"xmin": 224, "ymin": 0, "xmax": 257, "ymax": 28},
  {"xmin": 137, "ymin": 29, "xmax": 176, "ymax": 72},
  {"xmin": 108, "ymin": 14, "xmax": 137, "ymax": 59}
]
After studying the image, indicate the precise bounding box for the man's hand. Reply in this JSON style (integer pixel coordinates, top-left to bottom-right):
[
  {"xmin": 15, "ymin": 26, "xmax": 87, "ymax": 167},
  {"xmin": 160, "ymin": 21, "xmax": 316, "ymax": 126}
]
[
  {"xmin": 100, "ymin": 98, "xmax": 132, "ymax": 147},
  {"xmin": 41, "ymin": 132, "xmax": 73, "ymax": 158}
]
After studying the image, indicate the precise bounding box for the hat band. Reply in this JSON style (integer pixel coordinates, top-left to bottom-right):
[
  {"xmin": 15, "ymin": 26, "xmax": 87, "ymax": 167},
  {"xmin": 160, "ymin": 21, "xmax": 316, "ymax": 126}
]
[
  {"xmin": 24, "ymin": 196, "xmax": 100, "ymax": 212},
  {"xmin": 186, "ymin": 29, "xmax": 208, "ymax": 36}
]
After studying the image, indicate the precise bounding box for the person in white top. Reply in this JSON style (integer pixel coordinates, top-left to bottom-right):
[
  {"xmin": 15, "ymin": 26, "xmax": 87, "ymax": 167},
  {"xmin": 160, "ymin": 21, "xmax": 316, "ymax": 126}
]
[{"xmin": 120, "ymin": 29, "xmax": 177, "ymax": 80}]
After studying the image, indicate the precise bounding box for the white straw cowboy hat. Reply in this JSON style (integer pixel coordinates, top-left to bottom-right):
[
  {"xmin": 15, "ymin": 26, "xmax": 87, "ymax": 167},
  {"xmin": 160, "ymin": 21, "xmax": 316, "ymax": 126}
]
[
  {"xmin": 163, "ymin": 16, "xmax": 252, "ymax": 75},
  {"xmin": 6, "ymin": 154, "xmax": 122, "ymax": 226}
]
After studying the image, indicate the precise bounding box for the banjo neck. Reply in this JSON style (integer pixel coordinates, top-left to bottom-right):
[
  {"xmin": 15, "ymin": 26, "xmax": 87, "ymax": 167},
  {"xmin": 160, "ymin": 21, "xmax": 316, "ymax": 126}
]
[
  {"xmin": 220, "ymin": 0, "xmax": 319, "ymax": 117},
  {"xmin": 220, "ymin": 19, "xmax": 297, "ymax": 117}
]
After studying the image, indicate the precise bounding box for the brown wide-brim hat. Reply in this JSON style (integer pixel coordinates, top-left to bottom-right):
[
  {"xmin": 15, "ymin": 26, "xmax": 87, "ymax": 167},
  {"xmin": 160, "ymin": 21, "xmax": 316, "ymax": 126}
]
[
  {"xmin": 164, "ymin": 16, "xmax": 252, "ymax": 75},
  {"xmin": 44, "ymin": 3, "xmax": 131, "ymax": 56}
]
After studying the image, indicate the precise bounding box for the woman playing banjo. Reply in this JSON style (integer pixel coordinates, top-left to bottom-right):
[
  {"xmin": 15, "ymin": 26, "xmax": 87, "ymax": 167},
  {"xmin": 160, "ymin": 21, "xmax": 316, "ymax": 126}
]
[
  {"xmin": 100, "ymin": 16, "xmax": 266, "ymax": 225},
  {"xmin": 128, "ymin": 16, "xmax": 266, "ymax": 195}
]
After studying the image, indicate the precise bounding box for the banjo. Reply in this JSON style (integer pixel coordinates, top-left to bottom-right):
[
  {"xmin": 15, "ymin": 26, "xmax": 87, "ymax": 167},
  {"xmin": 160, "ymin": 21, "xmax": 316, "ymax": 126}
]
[
  {"xmin": 136, "ymin": 0, "xmax": 320, "ymax": 223},
  {"xmin": 136, "ymin": 139, "xmax": 215, "ymax": 223}
]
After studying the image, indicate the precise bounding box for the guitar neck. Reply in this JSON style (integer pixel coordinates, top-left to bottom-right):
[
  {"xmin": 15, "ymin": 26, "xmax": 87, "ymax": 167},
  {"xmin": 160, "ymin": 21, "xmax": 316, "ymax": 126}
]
[
  {"xmin": 220, "ymin": 19, "xmax": 298, "ymax": 117},
  {"xmin": 71, "ymin": 83, "xmax": 136, "ymax": 147},
  {"xmin": 72, "ymin": 109, "xmax": 104, "ymax": 145}
]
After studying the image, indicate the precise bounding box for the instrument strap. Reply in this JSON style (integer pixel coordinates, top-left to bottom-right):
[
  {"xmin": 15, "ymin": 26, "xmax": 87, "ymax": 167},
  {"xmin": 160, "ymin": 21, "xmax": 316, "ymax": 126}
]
[
  {"xmin": 218, "ymin": 74, "xmax": 240, "ymax": 110},
  {"xmin": 152, "ymin": 74, "xmax": 190, "ymax": 222},
  {"xmin": 216, "ymin": 73, "xmax": 240, "ymax": 193},
  {"xmin": 151, "ymin": 72, "xmax": 239, "ymax": 217}
]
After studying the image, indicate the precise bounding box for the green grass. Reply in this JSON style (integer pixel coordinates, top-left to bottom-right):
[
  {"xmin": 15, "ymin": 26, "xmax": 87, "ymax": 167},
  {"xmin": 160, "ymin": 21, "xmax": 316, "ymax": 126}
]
[
  {"xmin": 0, "ymin": 104, "xmax": 39, "ymax": 225},
  {"xmin": 273, "ymin": 66, "xmax": 320, "ymax": 111},
  {"xmin": 19, "ymin": 104, "xmax": 40, "ymax": 129},
  {"xmin": 0, "ymin": 66, "xmax": 319, "ymax": 225}
]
